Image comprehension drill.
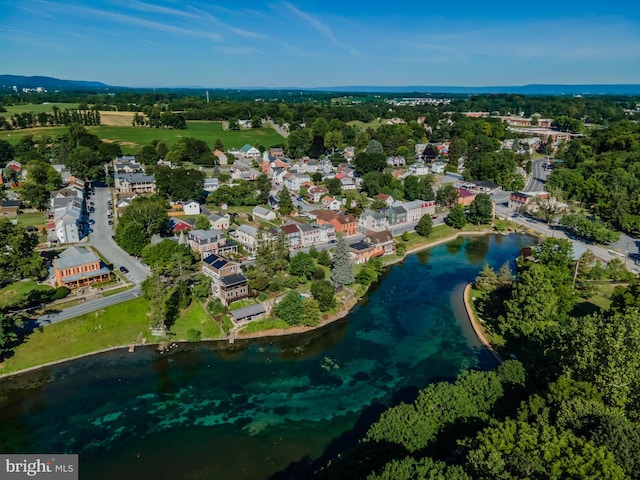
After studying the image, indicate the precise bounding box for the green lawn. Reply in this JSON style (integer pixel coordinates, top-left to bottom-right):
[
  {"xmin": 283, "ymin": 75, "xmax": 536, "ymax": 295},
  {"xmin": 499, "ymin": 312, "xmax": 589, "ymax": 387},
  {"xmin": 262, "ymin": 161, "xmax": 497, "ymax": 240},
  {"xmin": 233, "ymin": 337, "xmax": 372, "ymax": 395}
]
[
  {"xmin": 0, "ymin": 297, "xmax": 151, "ymax": 374},
  {"xmin": 0, "ymin": 121, "xmax": 285, "ymax": 154},
  {"xmin": 0, "ymin": 280, "xmax": 54, "ymax": 309},
  {"xmin": 15, "ymin": 211, "xmax": 47, "ymax": 227},
  {"xmin": 170, "ymin": 300, "xmax": 224, "ymax": 340},
  {"xmin": 239, "ymin": 317, "xmax": 289, "ymax": 334},
  {"xmin": 3, "ymin": 103, "xmax": 80, "ymax": 114}
]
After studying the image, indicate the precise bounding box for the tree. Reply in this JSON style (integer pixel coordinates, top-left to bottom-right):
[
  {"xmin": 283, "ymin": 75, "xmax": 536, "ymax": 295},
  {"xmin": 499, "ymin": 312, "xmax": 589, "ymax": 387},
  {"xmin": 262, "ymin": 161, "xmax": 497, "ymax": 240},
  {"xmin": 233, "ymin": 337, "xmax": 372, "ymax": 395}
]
[
  {"xmin": 191, "ymin": 273, "xmax": 212, "ymax": 300},
  {"xmin": 324, "ymin": 130, "xmax": 343, "ymax": 154},
  {"xmin": 317, "ymin": 249, "xmax": 331, "ymax": 267},
  {"xmin": 288, "ymin": 252, "xmax": 315, "ymax": 279},
  {"xmin": 255, "ymin": 230, "xmax": 289, "ymax": 276},
  {"xmin": 0, "ymin": 139, "xmax": 14, "ymax": 165},
  {"xmin": 278, "ymin": 186, "xmax": 295, "ymax": 216},
  {"xmin": 331, "ymin": 236, "xmax": 354, "ymax": 286},
  {"xmin": 324, "ymin": 178, "xmax": 342, "ymax": 196},
  {"xmin": 273, "ymin": 290, "xmax": 320, "ymax": 326},
  {"xmin": 310, "ymin": 280, "xmax": 336, "ymax": 311},
  {"xmin": 155, "ymin": 166, "xmax": 206, "ymax": 202},
  {"xmin": 0, "ymin": 219, "xmax": 46, "ymax": 286},
  {"xmin": 115, "ymin": 196, "xmax": 168, "ymax": 255},
  {"xmin": 135, "ymin": 144, "xmax": 159, "ymax": 166},
  {"xmin": 366, "ymin": 139, "xmax": 384, "ymax": 154},
  {"xmin": 256, "ymin": 173, "xmax": 272, "ymax": 204},
  {"xmin": 436, "ymin": 184, "xmax": 459, "ymax": 207},
  {"xmin": 403, "ymin": 175, "xmax": 420, "ymax": 201},
  {"xmin": 415, "ymin": 215, "xmax": 433, "ymax": 237},
  {"xmin": 467, "ymin": 193, "xmax": 493, "ymax": 225},
  {"xmin": 19, "ymin": 183, "xmax": 49, "ymax": 211},
  {"xmin": 354, "ymin": 152, "xmax": 387, "ymax": 175},
  {"xmin": 0, "ymin": 313, "xmax": 18, "ymax": 356},
  {"xmin": 194, "ymin": 215, "xmax": 211, "ymax": 230},
  {"xmin": 446, "ymin": 204, "xmax": 467, "ymax": 229},
  {"xmin": 141, "ymin": 239, "xmax": 197, "ymax": 278}
]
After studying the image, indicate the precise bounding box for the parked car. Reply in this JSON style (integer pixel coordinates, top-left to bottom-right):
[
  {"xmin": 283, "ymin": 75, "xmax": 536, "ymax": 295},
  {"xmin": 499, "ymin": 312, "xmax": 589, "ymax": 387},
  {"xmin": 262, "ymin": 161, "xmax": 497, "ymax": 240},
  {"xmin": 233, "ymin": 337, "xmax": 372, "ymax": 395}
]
[{"xmin": 119, "ymin": 266, "xmax": 129, "ymax": 274}]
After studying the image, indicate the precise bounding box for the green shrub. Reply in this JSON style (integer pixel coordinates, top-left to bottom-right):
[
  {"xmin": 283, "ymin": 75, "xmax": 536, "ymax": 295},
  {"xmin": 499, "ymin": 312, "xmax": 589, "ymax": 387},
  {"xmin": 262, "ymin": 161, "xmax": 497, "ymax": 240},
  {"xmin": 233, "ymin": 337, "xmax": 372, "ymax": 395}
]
[
  {"xmin": 51, "ymin": 286, "xmax": 70, "ymax": 301},
  {"xmin": 186, "ymin": 329, "xmax": 201, "ymax": 342}
]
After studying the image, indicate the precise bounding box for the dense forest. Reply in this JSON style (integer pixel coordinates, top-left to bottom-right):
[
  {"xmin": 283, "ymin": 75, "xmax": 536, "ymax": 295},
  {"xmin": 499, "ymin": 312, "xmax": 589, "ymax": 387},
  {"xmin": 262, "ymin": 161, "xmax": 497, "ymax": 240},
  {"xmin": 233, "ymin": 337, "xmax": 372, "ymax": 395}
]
[
  {"xmin": 270, "ymin": 238, "xmax": 640, "ymax": 479},
  {"xmin": 548, "ymin": 120, "xmax": 640, "ymax": 234}
]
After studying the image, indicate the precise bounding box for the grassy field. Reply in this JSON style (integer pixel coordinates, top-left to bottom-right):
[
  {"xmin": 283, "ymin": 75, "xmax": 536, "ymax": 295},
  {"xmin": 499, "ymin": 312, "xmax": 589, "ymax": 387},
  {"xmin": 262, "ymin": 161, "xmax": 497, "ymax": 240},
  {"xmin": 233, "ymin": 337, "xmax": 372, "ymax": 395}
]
[
  {"xmin": 347, "ymin": 119, "xmax": 386, "ymax": 130},
  {"xmin": 170, "ymin": 300, "xmax": 224, "ymax": 340},
  {"xmin": 3, "ymin": 103, "xmax": 80, "ymax": 114},
  {"xmin": 239, "ymin": 317, "xmax": 288, "ymax": 334},
  {"xmin": 0, "ymin": 297, "xmax": 151, "ymax": 374},
  {"xmin": 14, "ymin": 211, "xmax": 47, "ymax": 227},
  {"xmin": 0, "ymin": 280, "xmax": 53, "ymax": 310},
  {"xmin": 0, "ymin": 121, "xmax": 285, "ymax": 154}
]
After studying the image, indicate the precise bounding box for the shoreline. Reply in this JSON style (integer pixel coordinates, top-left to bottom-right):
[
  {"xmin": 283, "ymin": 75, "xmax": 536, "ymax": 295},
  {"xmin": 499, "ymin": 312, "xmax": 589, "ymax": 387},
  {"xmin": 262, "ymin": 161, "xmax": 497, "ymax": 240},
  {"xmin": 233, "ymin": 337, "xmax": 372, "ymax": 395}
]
[
  {"xmin": 0, "ymin": 227, "xmax": 507, "ymax": 380},
  {"xmin": 462, "ymin": 283, "xmax": 502, "ymax": 364}
]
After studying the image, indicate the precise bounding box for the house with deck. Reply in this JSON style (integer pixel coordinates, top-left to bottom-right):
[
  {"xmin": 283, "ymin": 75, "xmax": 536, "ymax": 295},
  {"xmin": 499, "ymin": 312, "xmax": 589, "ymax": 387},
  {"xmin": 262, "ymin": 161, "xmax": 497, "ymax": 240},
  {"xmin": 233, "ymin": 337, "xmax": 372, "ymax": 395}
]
[
  {"xmin": 53, "ymin": 246, "xmax": 111, "ymax": 288},
  {"xmin": 202, "ymin": 253, "xmax": 249, "ymax": 306}
]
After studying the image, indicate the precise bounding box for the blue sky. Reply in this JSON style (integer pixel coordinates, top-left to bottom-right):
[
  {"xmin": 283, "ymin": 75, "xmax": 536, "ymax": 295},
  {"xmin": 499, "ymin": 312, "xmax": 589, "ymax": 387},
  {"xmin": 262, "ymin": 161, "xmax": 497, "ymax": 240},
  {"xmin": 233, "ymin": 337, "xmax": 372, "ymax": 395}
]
[{"xmin": 1, "ymin": 0, "xmax": 639, "ymax": 87}]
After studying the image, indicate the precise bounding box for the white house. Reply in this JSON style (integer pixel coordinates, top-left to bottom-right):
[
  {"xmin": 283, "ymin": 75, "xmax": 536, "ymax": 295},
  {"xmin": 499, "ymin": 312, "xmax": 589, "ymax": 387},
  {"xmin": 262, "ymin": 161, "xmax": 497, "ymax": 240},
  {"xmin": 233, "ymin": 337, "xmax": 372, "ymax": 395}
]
[
  {"xmin": 431, "ymin": 163, "xmax": 446, "ymax": 174},
  {"xmin": 359, "ymin": 209, "xmax": 389, "ymax": 233},
  {"xmin": 240, "ymin": 144, "xmax": 261, "ymax": 160},
  {"xmin": 339, "ymin": 177, "xmax": 357, "ymax": 190},
  {"xmin": 398, "ymin": 200, "xmax": 436, "ymax": 222},
  {"xmin": 208, "ymin": 213, "xmax": 230, "ymax": 230},
  {"xmin": 408, "ymin": 163, "xmax": 430, "ymax": 176},
  {"xmin": 204, "ymin": 177, "xmax": 219, "ymax": 192},
  {"xmin": 253, "ymin": 206, "xmax": 276, "ymax": 221},
  {"xmin": 284, "ymin": 173, "xmax": 311, "ymax": 192},
  {"xmin": 231, "ymin": 224, "xmax": 259, "ymax": 253},
  {"xmin": 183, "ymin": 201, "xmax": 200, "ymax": 216},
  {"xmin": 55, "ymin": 215, "xmax": 80, "ymax": 244}
]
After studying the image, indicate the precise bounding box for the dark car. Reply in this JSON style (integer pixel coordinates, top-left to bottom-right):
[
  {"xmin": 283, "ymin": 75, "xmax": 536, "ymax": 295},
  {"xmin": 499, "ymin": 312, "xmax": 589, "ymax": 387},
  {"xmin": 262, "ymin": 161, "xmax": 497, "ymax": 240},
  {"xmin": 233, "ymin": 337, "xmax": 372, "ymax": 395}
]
[{"xmin": 119, "ymin": 266, "xmax": 129, "ymax": 274}]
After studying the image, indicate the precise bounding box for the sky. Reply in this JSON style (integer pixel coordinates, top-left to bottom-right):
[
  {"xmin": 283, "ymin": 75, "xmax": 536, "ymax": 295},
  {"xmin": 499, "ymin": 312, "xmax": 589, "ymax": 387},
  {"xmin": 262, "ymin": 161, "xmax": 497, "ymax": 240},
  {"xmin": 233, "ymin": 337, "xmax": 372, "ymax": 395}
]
[{"xmin": 1, "ymin": 0, "xmax": 640, "ymax": 88}]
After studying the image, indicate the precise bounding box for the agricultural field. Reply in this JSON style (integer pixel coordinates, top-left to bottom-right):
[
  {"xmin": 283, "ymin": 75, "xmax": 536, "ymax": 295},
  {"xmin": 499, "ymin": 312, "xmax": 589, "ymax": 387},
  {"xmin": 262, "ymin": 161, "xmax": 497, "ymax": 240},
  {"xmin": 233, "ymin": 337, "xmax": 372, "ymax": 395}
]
[
  {"xmin": 0, "ymin": 120, "xmax": 286, "ymax": 154},
  {"xmin": 347, "ymin": 118, "xmax": 386, "ymax": 129},
  {"xmin": 2, "ymin": 102, "xmax": 80, "ymax": 114}
]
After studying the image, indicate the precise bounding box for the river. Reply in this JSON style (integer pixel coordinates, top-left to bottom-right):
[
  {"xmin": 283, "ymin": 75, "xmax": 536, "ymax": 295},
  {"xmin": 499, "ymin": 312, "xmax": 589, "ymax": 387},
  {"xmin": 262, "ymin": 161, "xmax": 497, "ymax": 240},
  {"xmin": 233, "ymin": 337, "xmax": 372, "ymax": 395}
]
[{"xmin": 0, "ymin": 234, "xmax": 534, "ymax": 479}]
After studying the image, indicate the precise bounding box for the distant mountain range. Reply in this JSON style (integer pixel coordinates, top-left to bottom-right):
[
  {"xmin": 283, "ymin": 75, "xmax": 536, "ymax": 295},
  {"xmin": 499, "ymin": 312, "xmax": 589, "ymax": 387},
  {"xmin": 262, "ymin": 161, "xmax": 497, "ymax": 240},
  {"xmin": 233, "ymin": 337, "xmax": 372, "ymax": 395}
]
[
  {"xmin": 0, "ymin": 75, "xmax": 110, "ymax": 90},
  {"xmin": 2, "ymin": 74, "xmax": 640, "ymax": 95}
]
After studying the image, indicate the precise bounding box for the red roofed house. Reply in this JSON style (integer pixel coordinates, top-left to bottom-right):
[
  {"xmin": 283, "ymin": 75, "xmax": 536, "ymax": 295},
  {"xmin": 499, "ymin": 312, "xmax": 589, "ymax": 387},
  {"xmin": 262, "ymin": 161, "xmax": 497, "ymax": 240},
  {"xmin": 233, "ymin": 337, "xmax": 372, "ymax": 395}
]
[
  {"xmin": 312, "ymin": 210, "xmax": 358, "ymax": 236},
  {"xmin": 456, "ymin": 188, "xmax": 476, "ymax": 207}
]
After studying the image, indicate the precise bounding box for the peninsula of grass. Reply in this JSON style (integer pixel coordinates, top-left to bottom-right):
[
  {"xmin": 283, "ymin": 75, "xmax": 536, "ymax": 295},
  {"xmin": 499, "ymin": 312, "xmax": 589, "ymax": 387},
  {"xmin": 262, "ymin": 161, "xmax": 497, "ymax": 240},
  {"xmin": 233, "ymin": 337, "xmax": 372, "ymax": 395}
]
[
  {"xmin": 0, "ymin": 121, "xmax": 285, "ymax": 154},
  {"xmin": 0, "ymin": 297, "xmax": 150, "ymax": 375}
]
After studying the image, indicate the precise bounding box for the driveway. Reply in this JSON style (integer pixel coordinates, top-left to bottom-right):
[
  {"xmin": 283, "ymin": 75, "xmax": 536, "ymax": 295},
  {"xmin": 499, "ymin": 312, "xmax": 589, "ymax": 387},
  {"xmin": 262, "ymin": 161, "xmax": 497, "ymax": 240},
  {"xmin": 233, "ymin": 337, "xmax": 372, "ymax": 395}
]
[{"xmin": 87, "ymin": 186, "xmax": 151, "ymax": 285}]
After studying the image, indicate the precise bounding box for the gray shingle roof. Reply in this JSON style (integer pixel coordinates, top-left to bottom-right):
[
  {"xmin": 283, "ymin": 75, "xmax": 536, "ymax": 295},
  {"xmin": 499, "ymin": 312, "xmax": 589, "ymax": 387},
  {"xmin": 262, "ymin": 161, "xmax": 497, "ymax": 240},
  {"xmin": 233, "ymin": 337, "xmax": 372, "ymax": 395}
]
[{"xmin": 54, "ymin": 246, "xmax": 99, "ymax": 269}]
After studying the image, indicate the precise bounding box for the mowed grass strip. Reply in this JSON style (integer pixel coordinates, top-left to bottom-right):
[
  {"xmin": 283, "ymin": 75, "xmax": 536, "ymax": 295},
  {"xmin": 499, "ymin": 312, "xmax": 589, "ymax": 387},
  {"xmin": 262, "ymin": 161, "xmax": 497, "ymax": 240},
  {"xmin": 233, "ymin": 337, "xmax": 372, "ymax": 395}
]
[
  {"xmin": 0, "ymin": 121, "xmax": 285, "ymax": 154},
  {"xmin": 3, "ymin": 103, "xmax": 80, "ymax": 114},
  {"xmin": 0, "ymin": 297, "xmax": 150, "ymax": 374}
]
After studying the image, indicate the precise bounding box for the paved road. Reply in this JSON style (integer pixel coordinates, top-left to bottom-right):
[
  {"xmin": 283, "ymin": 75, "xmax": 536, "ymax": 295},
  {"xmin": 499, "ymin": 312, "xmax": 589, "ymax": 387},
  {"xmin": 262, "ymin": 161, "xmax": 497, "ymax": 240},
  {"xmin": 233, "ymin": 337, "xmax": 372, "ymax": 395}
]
[
  {"xmin": 88, "ymin": 186, "xmax": 151, "ymax": 285},
  {"xmin": 34, "ymin": 287, "xmax": 141, "ymax": 327},
  {"xmin": 524, "ymin": 158, "xmax": 548, "ymax": 192},
  {"xmin": 263, "ymin": 119, "xmax": 289, "ymax": 138}
]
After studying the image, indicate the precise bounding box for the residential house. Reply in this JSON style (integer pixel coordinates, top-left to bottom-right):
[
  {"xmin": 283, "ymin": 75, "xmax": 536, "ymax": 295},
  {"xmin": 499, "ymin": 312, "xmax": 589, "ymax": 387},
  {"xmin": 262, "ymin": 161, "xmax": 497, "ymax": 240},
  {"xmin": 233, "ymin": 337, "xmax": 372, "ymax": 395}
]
[
  {"xmin": 508, "ymin": 191, "xmax": 548, "ymax": 210},
  {"xmin": 312, "ymin": 210, "xmax": 358, "ymax": 237},
  {"xmin": 202, "ymin": 253, "xmax": 249, "ymax": 306},
  {"xmin": 321, "ymin": 196, "xmax": 341, "ymax": 211},
  {"xmin": 284, "ymin": 173, "xmax": 311, "ymax": 192},
  {"xmin": 386, "ymin": 156, "xmax": 406, "ymax": 167},
  {"xmin": 431, "ymin": 163, "xmax": 446, "ymax": 174},
  {"xmin": 115, "ymin": 173, "xmax": 156, "ymax": 194},
  {"xmin": 113, "ymin": 156, "xmax": 142, "ymax": 173},
  {"xmin": 240, "ymin": 144, "xmax": 261, "ymax": 160},
  {"xmin": 349, "ymin": 230, "xmax": 395, "ymax": 264},
  {"xmin": 375, "ymin": 194, "xmax": 395, "ymax": 207},
  {"xmin": 51, "ymin": 164, "xmax": 72, "ymax": 183},
  {"xmin": 359, "ymin": 209, "xmax": 389, "ymax": 233},
  {"xmin": 387, "ymin": 204, "xmax": 408, "ymax": 225},
  {"xmin": 54, "ymin": 215, "xmax": 81, "ymax": 244},
  {"xmin": 401, "ymin": 200, "xmax": 436, "ymax": 222},
  {"xmin": 270, "ymin": 167, "xmax": 287, "ymax": 184},
  {"xmin": 297, "ymin": 223, "xmax": 321, "ymax": 247},
  {"xmin": 187, "ymin": 229, "xmax": 237, "ymax": 259},
  {"xmin": 457, "ymin": 188, "xmax": 476, "ymax": 207},
  {"xmin": 269, "ymin": 147, "xmax": 285, "ymax": 159},
  {"xmin": 408, "ymin": 163, "xmax": 430, "ymax": 176},
  {"xmin": 213, "ymin": 149, "xmax": 228, "ymax": 165},
  {"xmin": 306, "ymin": 186, "xmax": 329, "ymax": 203},
  {"xmin": 280, "ymin": 223, "xmax": 302, "ymax": 248},
  {"xmin": 0, "ymin": 199, "xmax": 22, "ymax": 216},
  {"xmin": 253, "ymin": 206, "xmax": 276, "ymax": 221},
  {"xmin": 231, "ymin": 224, "xmax": 259, "ymax": 253},
  {"xmin": 339, "ymin": 177, "xmax": 356, "ymax": 190},
  {"xmin": 183, "ymin": 200, "xmax": 200, "ymax": 216},
  {"xmin": 342, "ymin": 146, "xmax": 355, "ymax": 162},
  {"xmin": 169, "ymin": 218, "xmax": 194, "ymax": 233},
  {"xmin": 469, "ymin": 180, "xmax": 502, "ymax": 194},
  {"xmin": 207, "ymin": 213, "xmax": 230, "ymax": 230},
  {"xmin": 229, "ymin": 303, "xmax": 266, "ymax": 323},
  {"xmin": 53, "ymin": 246, "xmax": 111, "ymax": 288},
  {"xmin": 204, "ymin": 177, "xmax": 220, "ymax": 192}
]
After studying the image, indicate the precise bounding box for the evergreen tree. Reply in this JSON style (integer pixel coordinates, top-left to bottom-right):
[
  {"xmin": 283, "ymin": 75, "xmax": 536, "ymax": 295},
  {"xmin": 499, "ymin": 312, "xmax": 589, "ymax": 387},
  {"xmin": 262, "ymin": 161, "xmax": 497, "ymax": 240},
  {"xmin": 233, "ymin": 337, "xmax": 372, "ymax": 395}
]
[
  {"xmin": 415, "ymin": 215, "xmax": 433, "ymax": 237},
  {"xmin": 446, "ymin": 204, "xmax": 467, "ymax": 229},
  {"xmin": 278, "ymin": 186, "xmax": 295, "ymax": 215},
  {"xmin": 331, "ymin": 236, "xmax": 354, "ymax": 286},
  {"xmin": 467, "ymin": 193, "xmax": 493, "ymax": 225}
]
